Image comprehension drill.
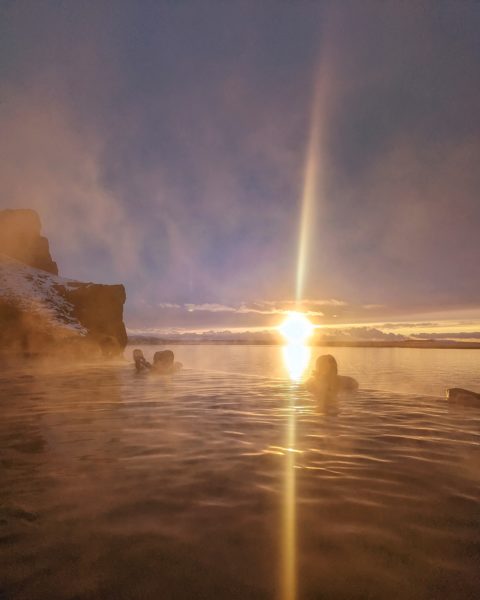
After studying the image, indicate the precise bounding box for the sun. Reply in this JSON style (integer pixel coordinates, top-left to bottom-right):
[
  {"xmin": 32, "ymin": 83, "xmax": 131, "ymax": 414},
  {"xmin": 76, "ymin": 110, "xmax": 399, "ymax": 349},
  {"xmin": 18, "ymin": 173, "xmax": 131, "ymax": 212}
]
[{"xmin": 278, "ymin": 312, "xmax": 314, "ymax": 345}]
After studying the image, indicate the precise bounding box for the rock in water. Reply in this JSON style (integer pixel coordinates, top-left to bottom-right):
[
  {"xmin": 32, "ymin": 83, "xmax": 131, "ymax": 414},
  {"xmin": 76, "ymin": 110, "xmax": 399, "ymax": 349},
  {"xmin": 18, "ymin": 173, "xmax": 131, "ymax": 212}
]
[
  {"xmin": 0, "ymin": 209, "xmax": 58, "ymax": 275},
  {"xmin": 446, "ymin": 388, "xmax": 480, "ymax": 405},
  {"xmin": 0, "ymin": 209, "xmax": 127, "ymax": 359}
]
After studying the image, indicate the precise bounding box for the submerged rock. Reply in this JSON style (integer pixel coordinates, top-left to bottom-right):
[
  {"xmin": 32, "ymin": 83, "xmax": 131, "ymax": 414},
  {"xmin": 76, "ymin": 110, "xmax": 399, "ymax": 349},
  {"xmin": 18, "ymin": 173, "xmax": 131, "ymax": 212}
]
[{"xmin": 0, "ymin": 210, "xmax": 127, "ymax": 359}]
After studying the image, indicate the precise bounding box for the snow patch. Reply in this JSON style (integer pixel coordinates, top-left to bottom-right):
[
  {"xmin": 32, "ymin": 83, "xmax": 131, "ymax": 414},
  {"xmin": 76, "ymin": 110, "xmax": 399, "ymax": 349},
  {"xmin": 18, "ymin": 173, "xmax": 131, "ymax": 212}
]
[{"xmin": 0, "ymin": 254, "xmax": 87, "ymax": 334}]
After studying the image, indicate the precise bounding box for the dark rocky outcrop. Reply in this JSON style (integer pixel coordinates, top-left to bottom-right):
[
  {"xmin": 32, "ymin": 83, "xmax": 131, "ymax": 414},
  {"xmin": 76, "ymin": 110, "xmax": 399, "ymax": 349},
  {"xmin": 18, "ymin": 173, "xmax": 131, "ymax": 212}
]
[
  {"xmin": 63, "ymin": 281, "xmax": 128, "ymax": 356},
  {"xmin": 0, "ymin": 209, "xmax": 127, "ymax": 360},
  {"xmin": 447, "ymin": 387, "xmax": 480, "ymax": 405},
  {"xmin": 0, "ymin": 209, "xmax": 58, "ymax": 274}
]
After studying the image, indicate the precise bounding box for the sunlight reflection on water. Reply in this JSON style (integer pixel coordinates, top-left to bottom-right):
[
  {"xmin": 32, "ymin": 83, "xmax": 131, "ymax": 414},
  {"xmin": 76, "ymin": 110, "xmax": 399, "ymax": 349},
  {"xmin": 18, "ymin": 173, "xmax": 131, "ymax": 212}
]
[
  {"xmin": 282, "ymin": 344, "xmax": 312, "ymax": 382},
  {"xmin": 281, "ymin": 378, "xmax": 299, "ymax": 600},
  {"xmin": 1, "ymin": 346, "xmax": 480, "ymax": 599},
  {"xmin": 280, "ymin": 344, "xmax": 310, "ymax": 599}
]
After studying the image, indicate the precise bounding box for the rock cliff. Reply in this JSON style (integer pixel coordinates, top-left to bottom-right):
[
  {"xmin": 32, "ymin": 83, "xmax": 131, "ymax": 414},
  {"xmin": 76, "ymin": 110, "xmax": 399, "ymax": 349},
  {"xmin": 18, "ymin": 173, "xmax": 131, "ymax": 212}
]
[
  {"xmin": 0, "ymin": 209, "xmax": 58, "ymax": 275},
  {"xmin": 0, "ymin": 210, "xmax": 127, "ymax": 359}
]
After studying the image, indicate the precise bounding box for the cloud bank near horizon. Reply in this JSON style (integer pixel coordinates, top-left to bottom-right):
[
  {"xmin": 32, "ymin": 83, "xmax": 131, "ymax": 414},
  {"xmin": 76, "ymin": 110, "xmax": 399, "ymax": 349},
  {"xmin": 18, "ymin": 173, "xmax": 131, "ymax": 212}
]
[{"xmin": 127, "ymin": 324, "xmax": 480, "ymax": 344}]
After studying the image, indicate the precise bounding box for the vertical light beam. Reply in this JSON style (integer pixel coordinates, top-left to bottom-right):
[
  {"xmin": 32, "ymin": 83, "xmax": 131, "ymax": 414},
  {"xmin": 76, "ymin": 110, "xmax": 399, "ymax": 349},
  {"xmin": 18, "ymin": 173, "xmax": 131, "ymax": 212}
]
[
  {"xmin": 280, "ymin": 344, "xmax": 311, "ymax": 600},
  {"xmin": 282, "ymin": 397, "xmax": 297, "ymax": 600},
  {"xmin": 295, "ymin": 79, "xmax": 323, "ymax": 303}
]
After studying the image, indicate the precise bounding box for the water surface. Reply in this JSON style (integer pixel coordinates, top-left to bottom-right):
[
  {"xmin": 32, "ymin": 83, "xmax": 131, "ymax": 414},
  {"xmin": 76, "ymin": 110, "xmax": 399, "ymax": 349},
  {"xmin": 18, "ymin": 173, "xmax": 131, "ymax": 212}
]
[{"xmin": 1, "ymin": 345, "xmax": 479, "ymax": 599}]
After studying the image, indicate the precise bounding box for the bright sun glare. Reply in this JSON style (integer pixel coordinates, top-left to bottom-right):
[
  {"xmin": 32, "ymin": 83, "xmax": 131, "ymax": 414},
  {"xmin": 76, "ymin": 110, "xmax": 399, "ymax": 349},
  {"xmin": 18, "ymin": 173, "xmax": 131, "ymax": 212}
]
[{"xmin": 278, "ymin": 312, "xmax": 314, "ymax": 345}]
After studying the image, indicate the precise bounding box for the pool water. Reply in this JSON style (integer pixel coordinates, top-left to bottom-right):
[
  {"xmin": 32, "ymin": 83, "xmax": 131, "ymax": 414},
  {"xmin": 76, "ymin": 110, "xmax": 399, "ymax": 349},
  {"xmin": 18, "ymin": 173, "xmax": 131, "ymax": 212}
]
[{"xmin": 1, "ymin": 345, "xmax": 479, "ymax": 599}]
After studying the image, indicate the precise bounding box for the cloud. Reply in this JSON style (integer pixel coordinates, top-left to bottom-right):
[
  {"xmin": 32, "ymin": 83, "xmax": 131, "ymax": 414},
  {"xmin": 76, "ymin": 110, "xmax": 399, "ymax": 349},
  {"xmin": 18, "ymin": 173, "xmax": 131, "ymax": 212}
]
[
  {"xmin": 129, "ymin": 320, "xmax": 480, "ymax": 343},
  {"xmin": 184, "ymin": 300, "xmax": 327, "ymax": 316},
  {"xmin": 308, "ymin": 1, "xmax": 480, "ymax": 310},
  {"xmin": 185, "ymin": 303, "xmax": 238, "ymax": 313},
  {"xmin": 126, "ymin": 297, "xmax": 378, "ymax": 329},
  {"xmin": 412, "ymin": 332, "xmax": 480, "ymax": 341},
  {"xmin": 128, "ymin": 323, "xmax": 411, "ymax": 343},
  {"xmin": 2, "ymin": 1, "xmax": 479, "ymax": 333},
  {"xmin": 128, "ymin": 328, "xmax": 277, "ymax": 343},
  {"xmin": 0, "ymin": 83, "xmax": 144, "ymax": 285},
  {"xmin": 380, "ymin": 322, "xmax": 440, "ymax": 330},
  {"xmin": 260, "ymin": 298, "xmax": 347, "ymax": 308},
  {"xmin": 315, "ymin": 327, "xmax": 407, "ymax": 342}
]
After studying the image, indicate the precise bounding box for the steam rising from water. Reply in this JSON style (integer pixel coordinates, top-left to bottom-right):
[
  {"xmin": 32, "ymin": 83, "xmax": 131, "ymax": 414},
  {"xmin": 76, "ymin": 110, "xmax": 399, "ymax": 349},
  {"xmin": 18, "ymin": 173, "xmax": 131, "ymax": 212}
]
[{"xmin": 1, "ymin": 348, "xmax": 480, "ymax": 599}]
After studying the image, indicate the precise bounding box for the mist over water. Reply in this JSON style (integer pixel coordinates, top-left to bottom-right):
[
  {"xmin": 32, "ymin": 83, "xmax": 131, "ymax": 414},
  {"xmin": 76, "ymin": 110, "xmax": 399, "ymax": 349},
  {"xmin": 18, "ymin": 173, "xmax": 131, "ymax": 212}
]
[
  {"xmin": 2, "ymin": 3, "xmax": 480, "ymax": 598},
  {"xmin": 141, "ymin": 344, "xmax": 480, "ymax": 398},
  {"xmin": 1, "ymin": 346, "xmax": 479, "ymax": 599}
]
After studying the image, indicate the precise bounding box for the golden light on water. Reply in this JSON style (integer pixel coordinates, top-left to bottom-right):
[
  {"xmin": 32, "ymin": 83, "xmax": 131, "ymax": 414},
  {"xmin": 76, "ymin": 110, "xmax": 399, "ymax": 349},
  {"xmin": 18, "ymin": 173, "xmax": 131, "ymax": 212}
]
[
  {"xmin": 280, "ymin": 343, "xmax": 311, "ymax": 600},
  {"xmin": 282, "ymin": 395, "xmax": 297, "ymax": 600},
  {"xmin": 280, "ymin": 343, "xmax": 309, "ymax": 600},
  {"xmin": 282, "ymin": 344, "xmax": 312, "ymax": 382},
  {"xmin": 279, "ymin": 314, "xmax": 313, "ymax": 600}
]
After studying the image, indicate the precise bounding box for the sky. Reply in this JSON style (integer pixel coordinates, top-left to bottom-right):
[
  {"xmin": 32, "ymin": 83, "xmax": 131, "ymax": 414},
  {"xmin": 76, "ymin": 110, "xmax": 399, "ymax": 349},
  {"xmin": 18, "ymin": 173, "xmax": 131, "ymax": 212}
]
[{"xmin": 1, "ymin": 0, "xmax": 480, "ymax": 340}]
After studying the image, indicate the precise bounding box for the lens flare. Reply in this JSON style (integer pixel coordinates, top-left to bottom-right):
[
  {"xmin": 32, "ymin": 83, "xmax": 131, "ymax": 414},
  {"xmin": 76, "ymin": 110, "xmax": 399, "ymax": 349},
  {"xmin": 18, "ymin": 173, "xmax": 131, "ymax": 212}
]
[
  {"xmin": 295, "ymin": 78, "xmax": 323, "ymax": 302},
  {"xmin": 278, "ymin": 312, "xmax": 314, "ymax": 345}
]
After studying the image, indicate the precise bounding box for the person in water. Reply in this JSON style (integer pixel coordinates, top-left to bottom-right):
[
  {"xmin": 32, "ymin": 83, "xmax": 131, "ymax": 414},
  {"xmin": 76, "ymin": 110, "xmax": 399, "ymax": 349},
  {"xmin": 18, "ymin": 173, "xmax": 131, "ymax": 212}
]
[
  {"xmin": 133, "ymin": 348, "xmax": 182, "ymax": 374},
  {"xmin": 305, "ymin": 354, "xmax": 358, "ymax": 397},
  {"xmin": 133, "ymin": 349, "xmax": 151, "ymax": 372},
  {"xmin": 151, "ymin": 350, "xmax": 182, "ymax": 374}
]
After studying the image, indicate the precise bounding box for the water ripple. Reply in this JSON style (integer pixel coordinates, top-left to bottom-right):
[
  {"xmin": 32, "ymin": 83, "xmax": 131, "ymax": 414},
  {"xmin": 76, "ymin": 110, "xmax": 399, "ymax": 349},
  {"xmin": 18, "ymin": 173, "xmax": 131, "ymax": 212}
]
[{"xmin": 0, "ymin": 356, "xmax": 479, "ymax": 599}]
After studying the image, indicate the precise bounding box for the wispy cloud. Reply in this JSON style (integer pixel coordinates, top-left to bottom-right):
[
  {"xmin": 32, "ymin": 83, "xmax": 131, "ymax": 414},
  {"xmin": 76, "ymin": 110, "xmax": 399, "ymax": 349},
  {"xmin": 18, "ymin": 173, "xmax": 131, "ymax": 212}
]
[
  {"xmin": 412, "ymin": 332, "xmax": 480, "ymax": 341},
  {"xmin": 380, "ymin": 322, "xmax": 440, "ymax": 330},
  {"xmin": 317, "ymin": 327, "xmax": 406, "ymax": 342},
  {"xmin": 184, "ymin": 300, "xmax": 328, "ymax": 316}
]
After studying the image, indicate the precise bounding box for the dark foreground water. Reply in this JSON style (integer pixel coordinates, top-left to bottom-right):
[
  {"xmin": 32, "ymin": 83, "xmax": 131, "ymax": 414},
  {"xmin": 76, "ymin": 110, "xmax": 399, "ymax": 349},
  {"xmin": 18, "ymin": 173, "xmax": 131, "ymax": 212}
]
[{"xmin": 1, "ymin": 346, "xmax": 479, "ymax": 599}]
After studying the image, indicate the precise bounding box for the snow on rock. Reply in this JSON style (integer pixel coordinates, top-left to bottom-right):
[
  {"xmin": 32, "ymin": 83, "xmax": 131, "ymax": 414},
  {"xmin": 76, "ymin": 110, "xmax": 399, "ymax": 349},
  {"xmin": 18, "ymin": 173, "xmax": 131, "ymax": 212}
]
[
  {"xmin": 0, "ymin": 254, "xmax": 86, "ymax": 334},
  {"xmin": 0, "ymin": 209, "xmax": 127, "ymax": 359},
  {"xmin": 0, "ymin": 253, "xmax": 127, "ymax": 359}
]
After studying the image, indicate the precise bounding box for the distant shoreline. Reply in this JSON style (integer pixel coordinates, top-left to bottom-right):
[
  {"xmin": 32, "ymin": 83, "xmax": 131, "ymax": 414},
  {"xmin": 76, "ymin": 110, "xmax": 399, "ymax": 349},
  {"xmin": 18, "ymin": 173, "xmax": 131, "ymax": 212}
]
[{"xmin": 128, "ymin": 337, "xmax": 480, "ymax": 350}]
